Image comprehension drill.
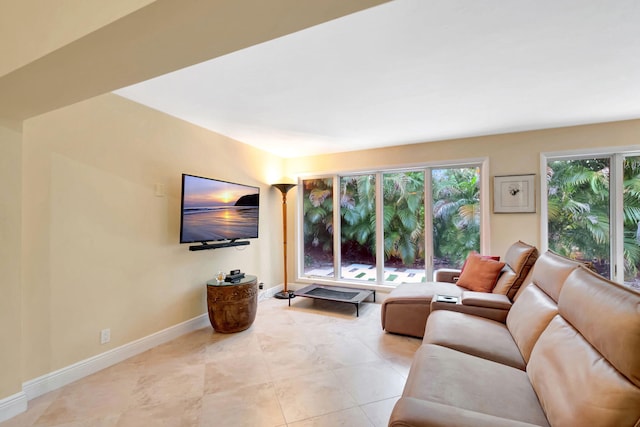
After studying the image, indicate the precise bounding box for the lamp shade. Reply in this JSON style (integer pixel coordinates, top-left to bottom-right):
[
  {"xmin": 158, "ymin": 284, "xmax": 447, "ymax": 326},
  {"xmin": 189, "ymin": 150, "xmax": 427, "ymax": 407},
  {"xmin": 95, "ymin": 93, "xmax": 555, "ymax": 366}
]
[{"xmin": 273, "ymin": 183, "xmax": 296, "ymax": 194}]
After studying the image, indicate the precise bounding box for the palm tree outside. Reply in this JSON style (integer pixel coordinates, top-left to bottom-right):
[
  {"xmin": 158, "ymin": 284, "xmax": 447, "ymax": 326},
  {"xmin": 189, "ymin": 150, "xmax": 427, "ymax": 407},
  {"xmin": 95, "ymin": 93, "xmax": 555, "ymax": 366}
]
[
  {"xmin": 302, "ymin": 167, "xmax": 481, "ymax": 283},
  {"xmin": 547, "ymin": 156, "xmax": 640, "ymax": 287}
]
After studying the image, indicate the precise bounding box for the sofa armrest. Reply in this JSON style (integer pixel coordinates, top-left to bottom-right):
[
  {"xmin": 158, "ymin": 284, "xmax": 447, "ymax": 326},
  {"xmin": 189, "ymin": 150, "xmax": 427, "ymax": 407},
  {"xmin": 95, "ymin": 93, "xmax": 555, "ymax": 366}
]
[
  {"xmin": 461, "ymin": 291, "xmax": 512, "ymax": 309},
  {"xmin": 430, "ymin": 292, "xmax": 512, "ymax": 323},
  {"xmin": 389, "ymin": 398, "xmax": 542, "ymax": 427},
  {"xmin": 434, "ymin": 268, "xmax": 461, "ymax": 283}
]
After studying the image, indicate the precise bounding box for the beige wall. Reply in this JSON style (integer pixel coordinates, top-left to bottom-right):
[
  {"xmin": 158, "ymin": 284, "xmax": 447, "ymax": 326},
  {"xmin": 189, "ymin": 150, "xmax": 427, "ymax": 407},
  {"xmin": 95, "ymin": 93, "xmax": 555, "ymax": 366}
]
[
  {"xmin": 285, "ymin": 119, "xmax": 640, "ymax": 262},
  {"xmin": 21, "ymin": 94, "xmax": 284, "ymax": 378},
  {"xmin": 0, "ymin": 125, "xmax": 23, "ymax": 398},
  {"xmin": 0, "ymin": 0, "xmax": 155, "ymax": 77},
  {"xmin": 0, "ymin": 0, "xmax": 391, "ymax": 406}
]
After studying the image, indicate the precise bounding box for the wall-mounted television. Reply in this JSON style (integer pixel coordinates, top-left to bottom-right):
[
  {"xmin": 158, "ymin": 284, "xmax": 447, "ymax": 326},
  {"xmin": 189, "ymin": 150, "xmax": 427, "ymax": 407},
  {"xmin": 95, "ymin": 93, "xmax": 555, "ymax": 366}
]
[{"xmin": 180, "ymin": 174, "xmax": 259, "ymax": 250}]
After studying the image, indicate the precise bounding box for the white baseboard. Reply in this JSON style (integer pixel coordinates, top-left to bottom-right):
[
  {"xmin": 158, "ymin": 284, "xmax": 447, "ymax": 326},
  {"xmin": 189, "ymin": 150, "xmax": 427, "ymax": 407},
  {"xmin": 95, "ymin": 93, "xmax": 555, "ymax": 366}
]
[
  {"xmin": 22, "ymin": 313, "xmax": 209, "ymax": 401},
  {"xmin": 3, "ymin": 291, "xmax": 284, "ymax": 423},
  {"xmin": 259, "ymin": 284, "xmax": 283, "ymax": 300},
  {"xmin": 0, "ymin": 392, "xmax": 27, "ymax": 423}
]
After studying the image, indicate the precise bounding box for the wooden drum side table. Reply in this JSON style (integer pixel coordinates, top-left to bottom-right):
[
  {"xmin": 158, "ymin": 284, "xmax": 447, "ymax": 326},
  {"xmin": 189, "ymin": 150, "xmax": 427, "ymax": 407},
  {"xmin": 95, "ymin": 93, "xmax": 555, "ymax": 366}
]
[{"xmin": 206, "ymin": 274, "xmax": 258, "ymax": 333}]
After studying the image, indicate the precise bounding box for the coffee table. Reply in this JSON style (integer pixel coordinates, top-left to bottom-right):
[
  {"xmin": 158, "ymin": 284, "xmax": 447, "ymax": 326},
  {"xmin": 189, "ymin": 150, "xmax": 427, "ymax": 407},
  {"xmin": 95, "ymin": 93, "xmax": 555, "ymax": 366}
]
[{"xmin": 289, "ymin": 284, "xmax": 375, "ymax": 317}]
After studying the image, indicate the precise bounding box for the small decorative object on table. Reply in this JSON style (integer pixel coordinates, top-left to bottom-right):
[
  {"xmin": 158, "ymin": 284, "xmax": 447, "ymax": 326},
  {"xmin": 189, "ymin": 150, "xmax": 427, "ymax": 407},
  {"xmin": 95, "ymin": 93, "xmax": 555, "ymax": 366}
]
[
  {"xmin": 225, "ymin": 269, "xmax": 245, "ymax": 283},
  {"xmin": 215, "ymin": 271, "xmax": 226, "ymax": 283}
]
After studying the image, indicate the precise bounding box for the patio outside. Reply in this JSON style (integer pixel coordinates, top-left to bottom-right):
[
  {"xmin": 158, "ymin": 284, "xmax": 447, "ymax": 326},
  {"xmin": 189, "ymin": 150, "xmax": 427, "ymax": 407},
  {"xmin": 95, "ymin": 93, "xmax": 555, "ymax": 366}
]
[{"xmin": 305, "ymin": 263, "xmax": 427, "ymax": 284}]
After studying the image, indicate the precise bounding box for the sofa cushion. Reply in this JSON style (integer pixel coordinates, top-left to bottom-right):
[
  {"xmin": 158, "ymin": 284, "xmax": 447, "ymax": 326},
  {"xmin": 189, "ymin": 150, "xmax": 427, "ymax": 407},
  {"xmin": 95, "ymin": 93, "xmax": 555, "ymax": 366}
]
[
  {"xmin": 527, "ymin": 315, "xmax": 640, "ymax": 427},
  {"xmin": 504, "ymin": 252, "xmax": 583, "ymax": 364},
  {"xmin": 423, "ymin": 310, "xmax": 526, "ymax": 370},
  {"xmin": 461, "ymin": 291, "xmax": 512, "ymax": 309},
  {"xmin": 456, "ymin": 253, "xmax": 505, "ymax": 292},
  {"xmin": 389, "ymin": 398, "xmax": 545, "ymax": 427},
  {"xmin": 430, "ymin": 295, "xmax": 511, "ymax": 323},
  {"xmin": 558, "ymin": 266, "xmax": 640, "ymax": 388},
  {"xmin": 491, "ymin": 265, "xmax": 517, "ymax": 294},
  {"xmin": 381, "ymin": 282, "xmax": 464, "ymax": 338},
  {"xmin": 506, "ymin": 284, "xmax": 558, "ymax": 363},
  {"xmin": 403, "ymin": 344, "xmax": 549, "ymax": 426},
  {"xmin": 493, "ymin": 240, "xmax": 538, "ymax": 299},
  {"xmin": 528, "ymin": 251, "xmax": 581, "ymax": 302}
]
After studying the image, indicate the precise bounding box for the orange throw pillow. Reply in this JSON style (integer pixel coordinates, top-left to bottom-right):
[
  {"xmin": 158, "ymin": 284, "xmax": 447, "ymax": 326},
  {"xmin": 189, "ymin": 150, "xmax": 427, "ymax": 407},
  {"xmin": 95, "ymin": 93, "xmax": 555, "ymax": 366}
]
[
  {"xmin": 460, "ymin": 254, "xmax": 500, "ymax": 272},
  {"xmin": 457, "ymin": 252, "xmax": 506, "ymax": 292}
]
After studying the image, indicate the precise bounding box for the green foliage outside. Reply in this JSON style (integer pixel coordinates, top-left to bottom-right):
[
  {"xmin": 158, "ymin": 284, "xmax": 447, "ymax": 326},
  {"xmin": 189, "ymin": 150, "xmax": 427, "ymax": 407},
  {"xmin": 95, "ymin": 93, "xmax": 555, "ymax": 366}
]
[
  {"xmin": 302, "ymin": 178, "xmax": 334, "ymax": 268},
  {"xmin": 547, "ymin": 157, "xmax": 640, "ymax": 281},
  {"xmin": 432, "ymin": 168, "xmax": 481, "ymax": 268},
  {"xmin": 302, "ymin": 168, "xmax": 481, "ymax": 270},
  {"xmin": 303, "ymin": 159, "xmax": 640, "ymax": 285},
  {"xmin": 340, "ymin": 175, "xmax": 377, "ymax": 263},
  {"xmin": 623, "ymin": 157, "xmax": 640, "ymax": 281},
  {"xmin": 383, "ymin": 172, "xmax": 426, "ymax": 267}
]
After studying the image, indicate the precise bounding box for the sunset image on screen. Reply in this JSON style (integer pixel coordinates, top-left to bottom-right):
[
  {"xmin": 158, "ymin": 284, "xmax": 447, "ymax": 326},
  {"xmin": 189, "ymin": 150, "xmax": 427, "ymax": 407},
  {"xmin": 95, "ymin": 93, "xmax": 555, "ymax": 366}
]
[{"xmin": 180, "ymin": 175, "xmax": 259, "ymax": 243}]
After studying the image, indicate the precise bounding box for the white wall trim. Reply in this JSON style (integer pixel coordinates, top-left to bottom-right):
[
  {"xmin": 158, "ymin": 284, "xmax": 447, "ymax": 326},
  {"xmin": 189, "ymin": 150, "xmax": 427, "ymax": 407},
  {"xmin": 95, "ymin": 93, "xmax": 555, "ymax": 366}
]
[
  {"xmin": 480, "ymin": 157, "xmax": 491, "ymax": 255},
  {"xmin": 259, "ymin": 284, "xmax": 283, "ymax": 300},
  {"xmin": 0, "ymin": 391, "xmax": 27, "ymax": 423},
  {"xmin": 540, "ymin": 144, "xmax": 640, "ymax": 160},
  {"xmin": 22, "ymin": 313, "xmax": 209, "ymax": 401},
  {"xmin": 539, "ymin": 152, "xmax": 549, "ymax": 253},
  {"xmin": 4, "ymin": 291, "xmax": 280, "ymax": 423}
]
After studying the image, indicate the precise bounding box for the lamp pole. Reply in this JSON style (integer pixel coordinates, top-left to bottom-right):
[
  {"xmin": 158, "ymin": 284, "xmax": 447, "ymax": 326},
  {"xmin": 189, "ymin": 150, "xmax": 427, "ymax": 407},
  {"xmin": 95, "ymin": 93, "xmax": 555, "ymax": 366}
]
[{"xmin": 273, "ymin": 183, "xmax": 296, "ymax": 299}]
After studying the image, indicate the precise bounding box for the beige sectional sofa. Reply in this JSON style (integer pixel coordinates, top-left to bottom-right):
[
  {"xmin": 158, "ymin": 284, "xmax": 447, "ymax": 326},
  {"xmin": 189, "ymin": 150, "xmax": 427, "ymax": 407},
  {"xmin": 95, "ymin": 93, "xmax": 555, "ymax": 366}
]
[
  {"xmin": 381, "ymin": 240, "xmax": 539, "ymax": 338},
  {"xmin": 388, "ymin": 251, "xmax": 640, "ymax": 427}
]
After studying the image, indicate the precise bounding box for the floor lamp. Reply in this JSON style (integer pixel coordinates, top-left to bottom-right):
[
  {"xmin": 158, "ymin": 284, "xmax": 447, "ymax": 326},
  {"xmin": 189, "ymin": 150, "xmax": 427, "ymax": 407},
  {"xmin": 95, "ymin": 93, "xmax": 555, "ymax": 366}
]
[{"xmin": 273, "ymin": 183, "xmax": 297, "ymax": 299}]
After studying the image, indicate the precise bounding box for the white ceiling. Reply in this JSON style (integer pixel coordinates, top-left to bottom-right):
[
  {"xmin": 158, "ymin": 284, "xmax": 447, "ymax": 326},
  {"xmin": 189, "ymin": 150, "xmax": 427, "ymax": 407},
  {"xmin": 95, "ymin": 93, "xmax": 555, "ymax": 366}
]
[{"xmin": 114, "ymin": 0, "xmax": 640, "ymax": 158}]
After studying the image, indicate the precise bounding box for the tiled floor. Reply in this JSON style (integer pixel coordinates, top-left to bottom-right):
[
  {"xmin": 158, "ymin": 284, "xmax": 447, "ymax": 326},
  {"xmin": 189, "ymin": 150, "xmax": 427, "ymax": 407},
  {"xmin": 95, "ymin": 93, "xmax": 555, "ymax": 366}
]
[{"xmin": 2, "ymin": 296, "xmax": 421, "ymax": 427}]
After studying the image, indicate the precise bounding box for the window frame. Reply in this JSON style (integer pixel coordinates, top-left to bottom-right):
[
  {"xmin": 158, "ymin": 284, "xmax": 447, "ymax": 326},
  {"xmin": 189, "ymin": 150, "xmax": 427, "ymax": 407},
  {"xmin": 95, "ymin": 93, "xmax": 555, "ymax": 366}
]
[
  {"xmin": 296, "ymin": 158, "xmax": 489, "ymax": 290},
  {"xmin": 540, "ymin": 146, "xmax": 640, "ymax": 284}
]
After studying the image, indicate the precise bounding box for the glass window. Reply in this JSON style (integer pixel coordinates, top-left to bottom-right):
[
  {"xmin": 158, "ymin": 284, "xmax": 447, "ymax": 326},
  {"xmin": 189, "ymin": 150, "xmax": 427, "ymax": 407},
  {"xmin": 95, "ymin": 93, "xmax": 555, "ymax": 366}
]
[
  {"xmin": 299, "ymin": 162, "xmax": 484, "ymax": 286},
  {"xmin": 623, "ymin": 156, "xmax": 640, "ymax": 289},
  {"xmin": 547, "ymin": 158, "xmax": 611, "ymax": 278},
  {"xmin": 302, "ymin": 178, "xmax": 334, "ymax": 278},
  {"xmin": 340, "ymin": 174, "xmax": 377, "ymax": 281},
  {"xmin": 382, "ymin": 171, "xmax": 426, "ymax": 283},
  {"xmin": 432, "ymin": 167, "xmax": 481, "ymax": 270}
]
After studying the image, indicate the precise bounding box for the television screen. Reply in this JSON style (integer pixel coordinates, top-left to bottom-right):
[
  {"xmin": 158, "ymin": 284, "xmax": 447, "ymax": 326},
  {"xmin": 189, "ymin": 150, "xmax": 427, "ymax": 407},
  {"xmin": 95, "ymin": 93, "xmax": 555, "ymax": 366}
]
[{"xmin": 180, "ymin": 174, "xmax": 260, "ymax": 244}]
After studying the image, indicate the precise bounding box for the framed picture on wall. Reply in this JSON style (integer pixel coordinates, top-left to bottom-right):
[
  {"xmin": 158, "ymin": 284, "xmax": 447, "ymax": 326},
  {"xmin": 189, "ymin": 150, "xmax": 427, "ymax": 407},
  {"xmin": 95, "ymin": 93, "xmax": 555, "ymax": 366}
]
[{"xmin": 493, "ymin": 174, "xmax": 535, "ymax": 213}]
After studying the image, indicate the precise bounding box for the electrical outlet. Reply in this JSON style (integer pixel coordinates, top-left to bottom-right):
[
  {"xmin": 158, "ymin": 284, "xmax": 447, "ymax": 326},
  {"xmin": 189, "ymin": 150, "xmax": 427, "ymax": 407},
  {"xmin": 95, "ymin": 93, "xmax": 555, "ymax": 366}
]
[{"xmin": 100, "ymin": 328, "xmax": 111, "ymax": 344}]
